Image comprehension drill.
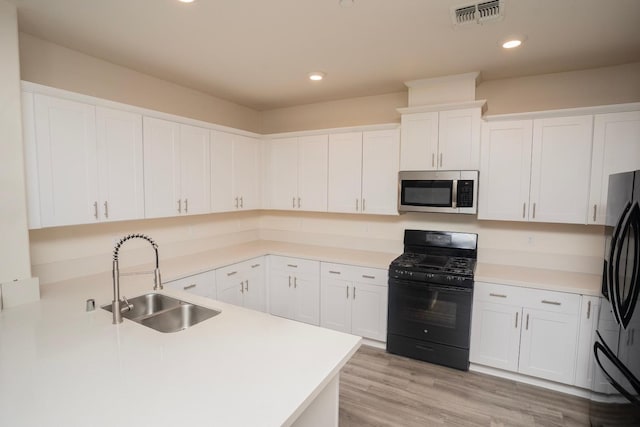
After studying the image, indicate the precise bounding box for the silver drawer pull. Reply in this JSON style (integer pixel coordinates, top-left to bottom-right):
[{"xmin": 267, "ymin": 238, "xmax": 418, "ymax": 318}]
[
  {"xmin": 251, "ymin": 264, "xmax": 260, "ymax": 268},
  {"xmin": 287, "ymin": 264, "xmax": 298, "ymax": 268},
  {"xmin": 541, "ymin": 300, "xmax": 561, "ymax": 306},
  {"xmin": 329, "ymin": 270, "xmax": 341, "ymax": 275},
  {"xmin": 184, "ymin": 284, "xmax": 196, "ymax": 290},
  {"xmin": 227, "ymin": 271, "xmax": 238, "ymax": 276},
  {"xmin": 362, "ymin": 275, "xmax": 375, "ymax": 279},
  {"xmin": 587, "ymin": 300, "xmax": 591, "ymax": 319},
  {"xmin": 490, "ymin": 293, "xmax": 507, "ymax": 298}
]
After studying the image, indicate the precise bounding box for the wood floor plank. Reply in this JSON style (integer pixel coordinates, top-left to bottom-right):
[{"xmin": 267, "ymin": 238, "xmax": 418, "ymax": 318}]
[{"xmin": 339, "ymin": 345, "xmax": 589, "ymax": 426}]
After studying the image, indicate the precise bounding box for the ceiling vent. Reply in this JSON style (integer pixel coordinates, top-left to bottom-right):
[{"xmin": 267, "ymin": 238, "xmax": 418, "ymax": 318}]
[{"xmin": 452, "ymin": 0, "xmax": 504, "ymax": 26}]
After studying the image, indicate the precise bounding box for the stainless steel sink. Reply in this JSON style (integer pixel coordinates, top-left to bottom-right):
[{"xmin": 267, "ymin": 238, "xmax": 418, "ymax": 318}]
[{"xmin": 102, "ymin": 293, "xmax": 220, "ymax": 333}]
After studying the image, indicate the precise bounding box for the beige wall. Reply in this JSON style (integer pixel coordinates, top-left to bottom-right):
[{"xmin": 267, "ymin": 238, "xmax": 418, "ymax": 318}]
[
  {"xmin": 19, "ymin": 33, "xmax": 262, "ymax": 133},
  {"xmin": 0, "ymin": 1, "xmax": 32, "ymax": 283}
]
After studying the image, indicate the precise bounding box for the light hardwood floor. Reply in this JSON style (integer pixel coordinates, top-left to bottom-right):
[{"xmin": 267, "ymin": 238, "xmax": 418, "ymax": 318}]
[{"xmin": 339, "ymin": 345, "xmax": 589, "ymax": 427}]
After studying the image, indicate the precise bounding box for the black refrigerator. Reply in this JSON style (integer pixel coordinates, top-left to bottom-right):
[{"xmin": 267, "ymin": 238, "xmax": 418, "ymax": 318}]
[{"xmin": 590, "ymin": 170, "xmax": 640, "ymax": 426}]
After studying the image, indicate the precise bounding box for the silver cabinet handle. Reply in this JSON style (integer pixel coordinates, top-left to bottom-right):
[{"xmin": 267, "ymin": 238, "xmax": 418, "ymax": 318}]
[
  {"xmin": 288, "ymin": 275, "xmax": 291, "ymax": 288},
  {"xmin": 431, "ymin": 153, "xmax": 435, "ymax": 167},
  {"xmin": 251, "ymin": 264, "xmax": 260, "ymax": 268},
  {"xmin": 362, "ymin": 198, "xmax": 366, "ymax": 212},
  {"xmin": 353, "ymin": 286, "xmax": 356, "ymax": 299},
  {"xmin": 292, "ymin": 197, "xmax": 296, "ymax": 208},
  {"xmin": 184, "ymin": 284, "xmax": 196, "ymax": 290},
  {"xmin": 227, "ymin": 271, "xmax": 238, "ymax": 276},
  {"xmin": 240, "ymin": 281, "xmax": 244, "ymax": 294},
  {"xmin": 177, "ymin": 199, "xmax": 182, "ymax": 213},
  {"xmin": 439, "ymin": 153, "xmax": 443, "ymax": 168},
  {"xmin": 287, "ymin": 264, "xmax": 298, "ymax": 268},
  {"xmin": 240, "ymin": 196, "xmax": 243, "ymax": 208},
  {"xmin": 362, "ymin": 275, "xmax": 375, "ymax": 279},
  {"xmin": 490, "ymin": 293, "xmax": 507, "ymax": 298},
  {"xmin": 245, "ymin": 279, "xmax": 249, "ymax": 292},
  {"xmin": 587, "ymin": 300, "xmax": 591, "ymax": 319},
  {"xmin": 329, "ymin": 270, "xmax": 341, "ymax": 275},
  {"xmin": 532, "ymin": 203, "xmax": 536, "ymax": 219},
  {"xmin": 235, "ymin": 197, "xmax": 239, "ymax": 208},
  {"xmin": 526, "ymin": 313, "xmax": 530, "ymax": 330},
  {"xmin": 515, "ymin": 312, "xmax": 519, "ymax": 328},
  {"xmin": 346, "ymin": 286, "xmax": 349, "ymax": 299},
  {"xmin": 93, "ymin": 201, "xmax": 98, "ymax": 219},
  {"xmin": 184, "ymin": 198, "xmax": 188, "ymax": 214},
  {"xmin": 541, "ymin": 300, "xmax": 561, "ymax": 306},
  {"xmin": 297, "ymin": 197, "xmax": 301, "ymax": 208},
  {"xmin": 356, "ymin": 198, "xmax": 359, "ymax": 211},
  {"xmin": 104, "ymin": 201, "xmax": 109, "ymax": 219},
  {"xmin": 522, "ymin": 203, "xmax": 526, "ymax": 219},
  {"xmin": 593, "ymin": 204, "xmax": 597, "ymax": 222},
  {"xmin": 294, "ymin": 277, "xmax": 297, "ymax": 288}
]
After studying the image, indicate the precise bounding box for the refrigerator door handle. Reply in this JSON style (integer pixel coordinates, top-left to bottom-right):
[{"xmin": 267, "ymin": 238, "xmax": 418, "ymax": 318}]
[{"xmin": 593, "ymin": 331, "xmax": 640, "ymax": 405}]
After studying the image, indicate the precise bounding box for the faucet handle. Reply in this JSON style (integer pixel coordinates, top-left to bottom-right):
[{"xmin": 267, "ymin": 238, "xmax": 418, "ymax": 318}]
[{"xmin": 120, "ymin": 296, "xmax": 134, "ymax": 313}]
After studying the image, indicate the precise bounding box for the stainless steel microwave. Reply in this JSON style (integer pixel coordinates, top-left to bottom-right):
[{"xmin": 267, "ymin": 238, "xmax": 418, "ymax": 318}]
[{"xmin": 398, "ymin": 170, "xmax": 478, "ymax": 214}]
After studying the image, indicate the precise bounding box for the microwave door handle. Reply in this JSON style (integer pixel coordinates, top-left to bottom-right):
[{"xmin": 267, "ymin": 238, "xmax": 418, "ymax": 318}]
[
  {"xmin": 451, "ymin": 180, "xmax": 458, "ymax": 209},
  {"xmin": 594, "ymin": 333, "xmax": 640, "ymax": 403}
]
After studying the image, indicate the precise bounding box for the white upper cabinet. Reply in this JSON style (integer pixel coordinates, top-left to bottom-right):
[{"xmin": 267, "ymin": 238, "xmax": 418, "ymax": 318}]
[
  {"xmin": 267, "ymin": 135, "xmax": 328, "ymax": 211},
  {"xmin": 400, "ymin": 107, "xmax": 481, "ymax": 171},
  {"xmin": 588, "ymin": 111, "xmax": 640, "ymax": 224},
  {"xmin": 529, "ymin": 116, "xmax": 593, "ymax": 224},
  {"xmin": 478, "ymin": 120, "xmax": 533, "ymax": 221},
  {"xmin": 211, "ymin": 131, "xmax": 260, "ymax": 212},
  {"xmin": 328, "ymin": 129, "xmax": 399, "ymax": 215},
  {"xmin": 480, "ymin": 115, "xmax": 594, "ymax": 224},
  {"xmin": 143, "ymin": 117, "xmax": 210, "ymax": 218},
  {"xmin": 95, "ymin": 107, "xmax": 144, "ymax": 222},
  {"xmin": 33, "ymin": 94, "xmax": 98, "ymax": 227}
]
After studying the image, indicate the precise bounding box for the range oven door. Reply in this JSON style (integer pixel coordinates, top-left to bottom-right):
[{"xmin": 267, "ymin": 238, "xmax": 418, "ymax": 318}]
[{"xmin": 387, "ymin": 279, "xmax": 473, "ymax": 349}]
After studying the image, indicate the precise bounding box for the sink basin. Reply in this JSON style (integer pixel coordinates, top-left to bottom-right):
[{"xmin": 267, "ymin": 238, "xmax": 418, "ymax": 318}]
[{"xmin": 102, "ymin": 293, "xmax": 221, "ymax": 333}]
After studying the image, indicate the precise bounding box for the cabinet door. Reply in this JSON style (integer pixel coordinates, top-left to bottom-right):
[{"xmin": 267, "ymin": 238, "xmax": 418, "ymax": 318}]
[
  {"xmin": 269, "ymin": 270, "xmax": 293, "ymax": 319},
  {"xmin": 574, "ymin": 296, "xmax": 599, "ymax": 389},
  {"xmin": 293, "ymin": 274, "xmax": 320, "ymax": 325},
  {"xmin": 216, "ymin": 267, "xmax": 244, "ymax": 307},
  {"xmin": 518, "ymin": 308, "xmax": 579, "ymax": 384},
  {"xmin": 211, "ymin": 130, "xmax": 234, "ymax": 212},
  {"xmin": 400, "ymin": 112, "xmax": 438, "ymax": 171},
  {"xmin": 588, "ymin": 111, "xmax": 640, "ymax": 224},
  {"xmin": 438, "ymin": 108, "xmax": 481, "ymax": 170},
  {"xmin": 268, "ymin": 137, "xmax": 298, "ymax": 210},
  {"xmin": 179, "ymin": 124, "xmax": 210, "ymax": 215},
  {"xmin": 34, "ymin": 94, "xmax": 98, "ymax": 227},
  {"xmin": 320, "ymin": 277, "xmax": 351, "ymax": 333},
  {"xmin": 243, "ymin": 258, "xmax": 266, "ymax": 312},
  {"xmin": 298, "ymin": 135, "xmax": 328, "ymax": 212},
  {"xmin": 478, "ymin": 120, "xmax": 533, "ymax": 221},
  {"xmin": 328, "ymin": 132, "xmax": 363, "ymax": 213},
  {"xmin": 351, "ymin": 282, "xmax": 388, "ymax": 341},
  {"xmin": 361, "ymin": 129, "xmax": 400, "ymax": 215},
  {"xmin": 530, "ymin": 116, "xmax": 593, "ymax": 224},
  {"xmin": 95, "ymin": 107, "xmax": 144, "ymax": 222},
  {"xmin": 166, "ymin": 270, "xmax": 216, "ymax": 299},
  {"xmin": 469, "ymin": 301, "xmax": 521, "ymax": 372},
  {"xmin": 233, "ymin": 135, "xmax": 260, "ymax": 210},
  {"xmin": 143, "ymin": 117, "xmax": 180, "ymax": 218}
]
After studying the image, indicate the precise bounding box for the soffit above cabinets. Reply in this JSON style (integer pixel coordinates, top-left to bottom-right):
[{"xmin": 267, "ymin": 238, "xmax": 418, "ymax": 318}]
[{"xmin": 10, "ymin": 0, "xmax": 640, "ymax": 110}]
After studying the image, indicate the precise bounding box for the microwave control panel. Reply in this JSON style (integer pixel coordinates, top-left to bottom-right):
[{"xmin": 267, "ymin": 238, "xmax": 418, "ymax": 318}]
[{"xmin": 456, "ymin": 180, "xmax": 475, "ymax": 208}]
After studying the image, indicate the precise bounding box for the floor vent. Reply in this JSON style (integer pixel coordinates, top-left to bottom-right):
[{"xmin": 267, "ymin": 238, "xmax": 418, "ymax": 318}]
[{"xmin": 452, "ymin": 0, "xmax": 504, "ymax": 26}]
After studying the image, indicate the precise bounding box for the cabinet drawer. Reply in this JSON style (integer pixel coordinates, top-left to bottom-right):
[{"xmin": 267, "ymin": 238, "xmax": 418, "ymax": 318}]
[
  {"xmin": 269, "ymin": 255, "xmax": 319, "ymax": 275},
  {"xmin": 321, "ymin": 263, "xmax": 387, "ymax": 286},
  {"xmin": 216, "ymin": 262, "xmax": 244, "ymax": 279},
  {"xmin": 474, "ymin": 282, "xmax": 529, "ymax": 306},
  {"xmin": 524, "ymin": 289, "xmax": 581, "ymax": 315}
]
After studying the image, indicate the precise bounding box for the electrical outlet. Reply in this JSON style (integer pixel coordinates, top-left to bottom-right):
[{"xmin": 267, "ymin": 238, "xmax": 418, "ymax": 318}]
[{"xmin": 527, "ymin": 236, "xmax": 534, "ymax": 245}]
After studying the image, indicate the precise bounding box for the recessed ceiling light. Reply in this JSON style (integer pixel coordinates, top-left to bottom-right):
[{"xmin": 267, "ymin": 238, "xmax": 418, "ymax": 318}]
[
  {"xmin": 178, "ymin": 0, "xmax": 195, "ymax": 3},
  {"xmin": 308, "ymin": 72, "xmax": 325, "ymax": 81},
  {"xmin": 500, "ymin": 35, "xmax": 526, "ymax": 49},
  {"xmin": 502, "ymin": 39, "xmax": 522, "ymax": 49}
]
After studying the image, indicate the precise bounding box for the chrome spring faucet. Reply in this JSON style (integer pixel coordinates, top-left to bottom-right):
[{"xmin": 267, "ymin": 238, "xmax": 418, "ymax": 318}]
[{"xmin": 112, "ymin": 234, "xmax": 162, "ymax": 324}]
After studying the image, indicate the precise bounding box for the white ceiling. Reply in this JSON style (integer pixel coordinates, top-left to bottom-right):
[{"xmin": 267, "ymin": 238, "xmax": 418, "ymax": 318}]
[{"xmin": 9, "ymin": 0, "xmax": 640, "ymax": 111}]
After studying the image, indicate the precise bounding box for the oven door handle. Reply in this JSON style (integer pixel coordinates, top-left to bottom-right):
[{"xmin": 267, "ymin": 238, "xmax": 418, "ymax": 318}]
[{"xmin": 389, "ymin": 279, "xmax": 472, "ymax": 294}]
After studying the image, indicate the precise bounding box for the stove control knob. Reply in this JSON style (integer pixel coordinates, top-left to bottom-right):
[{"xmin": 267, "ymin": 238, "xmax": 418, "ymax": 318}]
[{"xmin": 446, "ymin": 275, "xmax": 453, "ymax": 281}]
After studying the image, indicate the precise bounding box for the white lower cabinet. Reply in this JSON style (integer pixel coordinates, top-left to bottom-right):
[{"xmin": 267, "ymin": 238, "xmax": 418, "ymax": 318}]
[
  {"xmin": 320, "ymin": 263, "xmax": 387, "ymax": 342},
  {"xmin": 165, "ymin": 270, "xmax": 216, "ymax": 299},
  {"xmin": 268, "ymin": 256, "xmax": 320, "ymax": 325},
  {"xmin": 215, "ymin": 257, "xmax": 266, "ymax": 312},
  {"xmin": 471, "ymin": 282, "xmax": 582, "ymax": 385}
]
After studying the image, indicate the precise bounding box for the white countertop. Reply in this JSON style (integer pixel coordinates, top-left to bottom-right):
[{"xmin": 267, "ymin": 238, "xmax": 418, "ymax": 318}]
[{"xmin": 0, "ymin": 271, "xmax": 361, "ymax": 427}]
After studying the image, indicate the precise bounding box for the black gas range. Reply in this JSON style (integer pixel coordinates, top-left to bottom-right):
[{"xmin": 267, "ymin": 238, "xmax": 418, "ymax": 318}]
[{"xmin": 387, "ymin": 230, "xmax": 478, "ymax": 371}]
